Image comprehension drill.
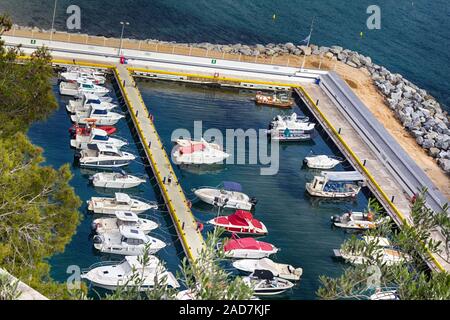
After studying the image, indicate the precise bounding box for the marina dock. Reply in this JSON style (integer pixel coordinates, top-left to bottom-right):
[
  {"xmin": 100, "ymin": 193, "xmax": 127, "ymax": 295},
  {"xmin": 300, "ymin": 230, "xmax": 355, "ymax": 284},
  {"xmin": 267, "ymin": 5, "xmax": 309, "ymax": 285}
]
[
  {"xmin": 114, "ymin": 65, "xmax": 205, "ymax": 261},
  {"xmin": 3, "ymin": 32, "xmax": 448, "ymax": 273}
]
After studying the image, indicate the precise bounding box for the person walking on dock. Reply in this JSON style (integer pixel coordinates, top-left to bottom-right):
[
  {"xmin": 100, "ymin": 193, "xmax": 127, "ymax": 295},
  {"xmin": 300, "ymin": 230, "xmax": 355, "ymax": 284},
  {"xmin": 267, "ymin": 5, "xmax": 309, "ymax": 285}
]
[
  {"xmin": 167, "ymin": 174, "xmax": 173, "ymax": 185},
  {"xmin": 163, "ymin": 176, "xmax": 166, "ymax": 184},
  {"xmin": 135, "ymin": 110, "xmax": 139, "ymax": 117}
]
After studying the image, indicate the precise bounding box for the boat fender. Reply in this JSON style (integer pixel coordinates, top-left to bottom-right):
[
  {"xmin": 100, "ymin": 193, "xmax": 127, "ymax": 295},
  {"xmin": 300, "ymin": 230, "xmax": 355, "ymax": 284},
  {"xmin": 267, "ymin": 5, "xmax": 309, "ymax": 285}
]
[
  {"xmin": 187, "ymin": 200, "xmax": 192, "ymax": 208},
  {"xmin": 90, "ymin": 222, "xmax": 98, "ymax": 230},
  {"xmin": 93, "ymin": 235, "xmax": 103, "ymax": 244},
  {"xmin": 197, "ymin": 222, "xmax": 204, "ymax": 232}
]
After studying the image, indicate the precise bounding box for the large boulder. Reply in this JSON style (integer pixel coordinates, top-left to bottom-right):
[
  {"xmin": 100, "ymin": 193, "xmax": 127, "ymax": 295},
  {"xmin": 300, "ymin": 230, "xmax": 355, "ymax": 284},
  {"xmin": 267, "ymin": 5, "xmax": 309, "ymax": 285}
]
[
  {"xmin": 428, "ymin": 147, "xmax": 441, "ymax": 158},
  {"xmin": 298, "ymin": 45, "xmax": 312, "ymax": 56},
  {"xmin": 422, "ymin": 138, "xmax": 435, "ymax": 149},
  {"xmin": 438, "ymin": 158, "xmax": 450, "ymax": 173}
]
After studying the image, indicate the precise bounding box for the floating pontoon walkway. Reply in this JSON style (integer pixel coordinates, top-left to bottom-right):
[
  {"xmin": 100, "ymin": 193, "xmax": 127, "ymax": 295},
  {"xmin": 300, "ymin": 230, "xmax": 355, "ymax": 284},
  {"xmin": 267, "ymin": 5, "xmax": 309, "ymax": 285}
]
[{"xmin": 115, "ymin": 65, "xmax": 205, "ymax": 261}]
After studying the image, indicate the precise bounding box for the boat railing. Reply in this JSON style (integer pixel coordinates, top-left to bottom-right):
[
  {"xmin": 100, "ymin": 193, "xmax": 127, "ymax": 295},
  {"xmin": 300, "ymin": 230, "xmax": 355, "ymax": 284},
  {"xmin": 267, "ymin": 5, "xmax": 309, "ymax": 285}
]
[
  {"xmin": 82, "ymin": 260, "xmax": 121, "ymax": 273},
  {"xmin": 131, "ymin": 195, "xmax": 158, "ymax": 206}
]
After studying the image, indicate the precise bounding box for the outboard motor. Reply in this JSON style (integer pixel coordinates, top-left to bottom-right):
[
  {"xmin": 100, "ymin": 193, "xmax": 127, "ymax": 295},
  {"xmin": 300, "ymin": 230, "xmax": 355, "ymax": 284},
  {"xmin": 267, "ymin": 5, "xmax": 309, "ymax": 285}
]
[
  {"xmin": 250, "ymin": 197, "xmax": 258, "ymax": 206},
  {"xmin": 331, "ymin": 215, "xmax": 342, "ymax": 223},
  {"xmin": 93, "ymin": 235, "xmax": 104, "ymax": 245},
  {"xmin": 74, "ymin": 150, "xmax": 82, "ymax": 161}
]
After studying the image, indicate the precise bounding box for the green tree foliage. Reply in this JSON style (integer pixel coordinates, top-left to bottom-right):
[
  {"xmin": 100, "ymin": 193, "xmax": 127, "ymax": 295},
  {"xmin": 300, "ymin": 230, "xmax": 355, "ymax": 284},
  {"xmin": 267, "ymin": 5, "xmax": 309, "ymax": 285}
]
[
  {"xmin": 0, "ymin": 14, "xmax": 82, "ymax": 299},
  {"xmin": 317, "ymin": 190, "xmax": 450, "ymax": 300}
]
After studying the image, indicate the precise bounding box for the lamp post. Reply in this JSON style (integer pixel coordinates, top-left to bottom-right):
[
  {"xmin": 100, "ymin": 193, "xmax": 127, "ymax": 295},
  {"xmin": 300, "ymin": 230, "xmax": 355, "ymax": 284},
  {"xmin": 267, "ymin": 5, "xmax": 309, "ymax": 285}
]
[
  {"xmin": 50, "ymin": 0, "xmax": 58, "ymax": 42},
  {"xmin": 300, "ymin": 17, "xmax": 315, "ymax": 72},
  {"xmin": 119, "ymin": 21, "xmax": 130, "ymax": 57}
]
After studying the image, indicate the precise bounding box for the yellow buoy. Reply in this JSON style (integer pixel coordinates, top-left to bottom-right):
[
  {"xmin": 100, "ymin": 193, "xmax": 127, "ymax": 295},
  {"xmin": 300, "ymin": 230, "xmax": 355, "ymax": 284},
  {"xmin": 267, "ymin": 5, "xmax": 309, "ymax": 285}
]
[{"xmin": 360, "ymin": 31, "xmax": 364, "ymax": 38}]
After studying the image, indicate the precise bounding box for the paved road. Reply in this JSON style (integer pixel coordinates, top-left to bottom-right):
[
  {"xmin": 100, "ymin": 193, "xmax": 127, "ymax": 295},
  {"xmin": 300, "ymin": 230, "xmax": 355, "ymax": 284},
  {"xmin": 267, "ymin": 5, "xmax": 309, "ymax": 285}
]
[{"xmin": 116, "ymin": 65, "xmax": 205, "ymax": 261}]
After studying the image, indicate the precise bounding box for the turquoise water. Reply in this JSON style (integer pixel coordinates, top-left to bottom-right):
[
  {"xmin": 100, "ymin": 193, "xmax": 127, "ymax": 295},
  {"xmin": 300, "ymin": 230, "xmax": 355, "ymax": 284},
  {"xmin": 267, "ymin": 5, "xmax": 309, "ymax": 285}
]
[
  {"xmin": 1, "ymin": 0, "xmax": 449, "ymax": 110},
  {"xmin": 29, "ymin": 77, "xmax": 372, "ymax": 299}
]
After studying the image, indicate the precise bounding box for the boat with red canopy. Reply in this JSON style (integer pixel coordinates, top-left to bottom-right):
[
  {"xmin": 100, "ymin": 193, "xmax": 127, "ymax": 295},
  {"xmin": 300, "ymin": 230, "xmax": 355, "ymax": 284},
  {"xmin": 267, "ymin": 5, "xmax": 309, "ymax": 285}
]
[
  {"xmin": 222, "ymin": 237, "xmax": 278, "ymax": 259},
  {"xmin": 208, "ymin": 210, "xmax": 268, "ymax": 235}
]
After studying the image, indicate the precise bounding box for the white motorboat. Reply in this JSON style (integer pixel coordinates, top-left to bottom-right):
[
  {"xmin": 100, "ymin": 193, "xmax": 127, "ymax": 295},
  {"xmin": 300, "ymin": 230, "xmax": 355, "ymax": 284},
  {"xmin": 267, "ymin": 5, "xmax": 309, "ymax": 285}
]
[
  {"xmin": 233, "ymin": 258, "xmax": 303, "ymax": 281},
  {"xmin": 92, "ymin": 211, "xmax": 158, "ymax": 235},
  {"xmin": 331, "ymin": 211, "xmax": 389, "ymax": 230},
  {"xmin": 306, "ymin": 171, "xmax": 365, "ymax": 198},
  {"xmin": 90, "ymin": 171, "xmax": 146, "ymax": 189},
  {"xmin": 304, "ymin": 155, "xmax": 343, "ymax": 170},
  {"xmin": 66, "ymin": 93, "xmax": 117, "ymax": 114},
  {"xmin": 335, "ymin": 236, "xmax": 411, "ymax": 266},
  {"xmin": 59, "ymin": 79, "xmax": 109, "ymax": 97},
  {"xmin": 171, "ymin": 138, "xmax": 230, "ymax": 165},
  {"xmin": 70, "ymin": 127, "xmax": 127, "ymax": 150},
  {"xmin": 81, "ymin": 256, "xmax": 179, "ymax": 291},
  {"xmin": 93, "ymin": 226, "xmax": 166, "ymax": 256},
  {"xmin": 61, "ymin": 70, "xmax": 106, "ymax": 85},
  {"xmin": 70, "ymin": 104, "xmax": 124, "ymax": 126},
  {"xmin": 76, "ymin": 144, "xmax": 135, "ymax": 169},
  {"xmin": 369, "ymin": 289, "xmax": 400, "ymax": 300},
  {"xmin": 242, "ymin": 270, "xmax": 294, "ymax": 296},
  {"xmin": 194, "ymin": 181, "xmax": 257, "ymax": 210},
  {"xmin": 65, "ymin": 66, "xmax": 106, "ymax": 78},
  {"xmin": 87, "ymin": 192, "xmax": 158, "ymax": 215},
  {"xmin": 223, "ymin": 237, "xmax": 279, "ymax": 259},
  {"xmin": 267, "ymin": 113, "xmax": 316, "ymax": 141}
]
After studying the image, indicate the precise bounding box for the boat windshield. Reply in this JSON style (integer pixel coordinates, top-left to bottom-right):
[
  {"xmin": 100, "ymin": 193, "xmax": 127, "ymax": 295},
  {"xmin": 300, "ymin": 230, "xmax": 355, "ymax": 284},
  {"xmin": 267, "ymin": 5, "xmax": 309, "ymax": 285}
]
[
  {"xmin": 87, "ymin": 99, "xmax": 102, "ymax": 105},
  {"xmin": 92, "ymin": 109, "xmax": 108, "ymax": 115},
  {"xmin": 93, "ymin": 135, "xmax": 109, "ymax": 141}
]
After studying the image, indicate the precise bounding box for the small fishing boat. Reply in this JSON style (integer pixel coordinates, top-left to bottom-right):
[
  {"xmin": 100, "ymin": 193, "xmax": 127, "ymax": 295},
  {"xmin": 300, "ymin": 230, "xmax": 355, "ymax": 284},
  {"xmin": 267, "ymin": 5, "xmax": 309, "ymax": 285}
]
[
  {"xmin": 242, "ymin": 270, "xmax": 294, "ymax": 296},
  {"xmin": 70, "ymin": 105, "xmax": 124, "ymax": 126},
  {"xmin": 267, "ymin": 113, "xmax": 316, "ymax": 141},
  {"xmin": 81, "ymin": 256, "xmax": 180, "ymax": 291},
  {"xmin": 90, "ymin": 171, "xmax": 146, "ymax": 189},
  {"xmin": 208, "ymin": 210, "xmax": 268, "ymax": 236},
  {"xmin": 233, "ymin": 258, "xmax": 303, "ymax": 281},
  {"xmin": 254, "ymin": 91, "xmax": 294, "ymax": 108},
  {"xmin": 87, "ymin": 192, "xmax": 158, "ymax": 215},
  {"xmin": 65, "ymin": 66, "xmax": 106, "ymax": 78},
  {"xmin": 59, "ymin": 79, "xmax": 110, "ymax": 97},
  {"xmin": 304, "ymin": 155, "xmax": 343, "ymax": 170},
  {"xmin": 223, "ymin": 237, "xmax": 278, "ymax": 259},
  {"xmin": 194, "ymin": 181, "xmax": 257, "ymax": 210},
  {"xmin": 306, "ymin": 171, "xmax": 365, "ymax": 198},
  {"xmin": 76, "ymin": 144, "xmax": 135, "ymax": 169},
  {"xmin": 93, "ymin": 226, "xmax": 166, "ymax": 256},
  {"xmin": 334, "ymin": 237, "xmax": 411, "ymax": 266},
  {"xmin": 92, "ymin": 211, "xmax": 158, "ymax": 235},
  {"xmin": 70, "ymin": 127, "xmax": 127, "ymax": 150},
  {"xmin": 66, "ymin": 93, "xmax": 117, "ymax": 114},
  {"xmin": 171, "ymin": 138, "xmax": 230, "ymax": 165},
  {"xmin": 69, "ymin": 122, "xmax": 117, "ymax": 138},
  {"xmin": 331, "ymin": 211, "xmax": 389, "ymax": 230},
  {"xmin": 61, "ymin": 70, "xmax": 106, "ymax": 85}
]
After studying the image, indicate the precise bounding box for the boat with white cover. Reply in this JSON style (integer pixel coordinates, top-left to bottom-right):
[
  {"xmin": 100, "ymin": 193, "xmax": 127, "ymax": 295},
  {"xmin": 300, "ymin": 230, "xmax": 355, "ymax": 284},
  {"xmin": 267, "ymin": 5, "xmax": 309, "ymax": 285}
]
[
  {"xmin": 304, "ymin": 155, "xmax": 343, "ymax": 170},
  {"xmin": 70, "ymin": 104, "xmax": 124, "ymax": 126},
  {"xmin": 81, "ymin": 255, "xmax": 179, "ymax": 291},
  {"xmin": 223, "ymin": 237, "xmax": 278, "ymax": 259},
  {"xmin": 65, "ymin": 66, "xmax": 106, "ymax": 78},
  {"xmin": 233, "ymin": 258, "xmax": 303, "ymax": 281},
  {"xmin": 87, "ymin": 192, "xmax": 158, "ymax": 215},
  {"xmin": 59, "ymin": 79, "xmax": 109, "ymax": 97},
  {"xmin": 93, "ymin": 226, "xmax": 166, "ymax": 255},
  {"xmin": 243, "ymin": 270, "xmax": 294, "ymax": 296},
  {"xmin": 61, "ymin": 70, "xmax": 106, "ymax": 85},
  {"xmin": 70, "ymin": 127, "xmax": 127, "ymax": 150},
  {"xmin": 267, "ymin": 113, "xmax": 316, "ymax": 141},
  {"xmin": 76, "ymin": 144, "xmax": 135, "ymax": 169},
  {"xmin": 66, "ymin": 93, "xmax": 117, "ymax": 114},
  {"xmin": 171, "ymin": 138, "xmax": 230, "ymax": 165},
  {"xmin": 335, "ymin": 236, "xmax": 411, "ymax": 266},
  {"xmin": 331, "ymin": 211, "xmax": 389, "ymax": 230},
  {"xmin": 306, "ymin": 171, "xmax": 365, "ymax": 198},
  {"xmin": 90, "ymin": 171, "xmax": 146, "ymax": 189},
  {"xmin": 194, "ymin": 181, "xmax": 257, "ymax": 210},
  {"xmin": 92, "ymin": 211, "xmax": 158, "ymax": 235}
]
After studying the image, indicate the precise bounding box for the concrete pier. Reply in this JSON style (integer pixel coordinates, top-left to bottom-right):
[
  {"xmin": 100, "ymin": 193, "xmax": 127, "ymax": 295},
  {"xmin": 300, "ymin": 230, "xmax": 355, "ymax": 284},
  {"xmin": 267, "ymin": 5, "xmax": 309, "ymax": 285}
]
[{"xmin": 115, "ymin": 65, "xmax": 205, "ymax": 261}]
